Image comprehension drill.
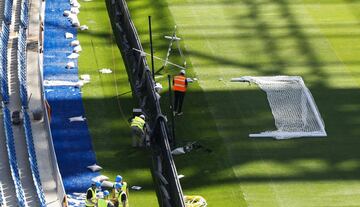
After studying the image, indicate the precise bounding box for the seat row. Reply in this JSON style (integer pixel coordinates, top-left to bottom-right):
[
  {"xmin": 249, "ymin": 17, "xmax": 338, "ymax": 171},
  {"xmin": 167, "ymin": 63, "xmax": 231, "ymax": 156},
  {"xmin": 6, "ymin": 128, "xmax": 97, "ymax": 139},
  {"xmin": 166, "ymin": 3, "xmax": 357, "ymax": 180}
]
[
  {"xmin": 0, "ymin": 0, "xmax": 46, "ymax": 206},
  {"xmin": 17, "ymin": 0, "xmax": 47, "ymax": 206}
]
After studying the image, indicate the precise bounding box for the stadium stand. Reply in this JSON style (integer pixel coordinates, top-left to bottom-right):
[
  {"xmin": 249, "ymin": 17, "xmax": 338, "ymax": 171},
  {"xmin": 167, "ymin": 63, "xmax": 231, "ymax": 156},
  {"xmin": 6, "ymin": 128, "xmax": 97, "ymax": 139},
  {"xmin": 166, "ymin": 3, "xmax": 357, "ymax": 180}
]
[
  {"xmin": 43, "ymin": 0, "xmax": 99, "ymax": 193},
  {"xmin": 2, "ymin": 106, "xmax": 28, "ymax": 207},
  {"xmin": 0, "ymin": 1, "xmax": 29, "ymax": 205},
  {"xmin": 0, "ymin": 0, "xmax": 66, "ymax": 205},
  {"xmin": 17, "ymin": 0, "xmax": 47, "ymax": 205},
  {"xmin": 22, "ymin": 109, "xmax": 47, "ymax": 207},
  {"xmin": 0, "ymin": 4, "xmax": 17, "ymax": 206},
  {"xmin": 3, "ymin": 0, "xmax": 13, "ymax": 25},
  {"xmin": 0, "ymin": 0, "xmax": 4, "ymax": 30},
  {"xmin": 1, "ymin": 23, "xmax": 9, "ymax": 103},
  {"xmin": 0, "ymin": 184, "xmax": 3, "ymax": 206}
]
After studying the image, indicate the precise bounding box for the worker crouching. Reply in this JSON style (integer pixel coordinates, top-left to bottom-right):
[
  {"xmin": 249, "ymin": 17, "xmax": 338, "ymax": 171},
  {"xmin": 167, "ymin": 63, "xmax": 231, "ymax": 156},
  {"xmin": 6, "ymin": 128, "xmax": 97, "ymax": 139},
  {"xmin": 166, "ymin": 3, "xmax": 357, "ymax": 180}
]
[{"xmin": 130, "ymin": 114, "xmax": 146, "ymax": 147}]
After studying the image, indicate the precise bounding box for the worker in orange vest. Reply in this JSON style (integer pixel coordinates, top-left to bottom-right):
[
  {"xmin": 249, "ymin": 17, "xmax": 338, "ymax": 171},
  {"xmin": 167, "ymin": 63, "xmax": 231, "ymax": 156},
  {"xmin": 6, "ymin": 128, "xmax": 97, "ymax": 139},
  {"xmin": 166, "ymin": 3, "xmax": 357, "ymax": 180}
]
[{"xmin": 173, "ymin": 70, "xmax": 188, "ymax": 115}]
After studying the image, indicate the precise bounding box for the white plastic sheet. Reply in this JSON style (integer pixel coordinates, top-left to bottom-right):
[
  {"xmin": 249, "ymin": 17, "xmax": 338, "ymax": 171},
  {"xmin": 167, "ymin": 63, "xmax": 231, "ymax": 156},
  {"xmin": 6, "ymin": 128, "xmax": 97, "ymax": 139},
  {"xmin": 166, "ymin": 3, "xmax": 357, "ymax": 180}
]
[
  {"xmin": 69, "ymin": 116, "xmax": 86, "ymax": 122},
  {"xmin": 99, "ymin": 68, "xmax": 112, "ymax": 74}
]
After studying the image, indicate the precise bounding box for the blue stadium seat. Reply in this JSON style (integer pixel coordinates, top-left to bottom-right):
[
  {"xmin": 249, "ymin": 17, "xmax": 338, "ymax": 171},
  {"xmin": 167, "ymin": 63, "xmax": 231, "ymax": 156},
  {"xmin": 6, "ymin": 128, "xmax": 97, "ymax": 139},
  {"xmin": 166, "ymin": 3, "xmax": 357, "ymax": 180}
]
[
  {"xmin": 16, "ymin": 0, "xmax": 47, "ymax": 205},
  {"xmin": 2, "ymin": 106, "xmax": 27, "ymax": 207}
]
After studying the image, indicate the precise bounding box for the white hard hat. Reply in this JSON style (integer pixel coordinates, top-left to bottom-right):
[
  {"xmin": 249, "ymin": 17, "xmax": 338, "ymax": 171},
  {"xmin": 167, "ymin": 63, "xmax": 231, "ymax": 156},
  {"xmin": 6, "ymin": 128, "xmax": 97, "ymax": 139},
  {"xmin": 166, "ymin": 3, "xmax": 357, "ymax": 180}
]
[
  {"xmin": 139, "ymin": 114, "xmax": 145, "ymax": 119},
  {"xmin": 180, "ymin": 70, "xmax": 186, "ymax": 75}
]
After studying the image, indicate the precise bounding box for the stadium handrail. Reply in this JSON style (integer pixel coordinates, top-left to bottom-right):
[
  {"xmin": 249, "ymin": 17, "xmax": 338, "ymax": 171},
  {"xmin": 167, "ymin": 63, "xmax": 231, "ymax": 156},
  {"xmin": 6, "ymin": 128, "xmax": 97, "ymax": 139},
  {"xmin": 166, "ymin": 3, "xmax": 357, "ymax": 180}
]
[{"xmin": 107, "ymin": 0, "xmax": 185, "ymax": 206}]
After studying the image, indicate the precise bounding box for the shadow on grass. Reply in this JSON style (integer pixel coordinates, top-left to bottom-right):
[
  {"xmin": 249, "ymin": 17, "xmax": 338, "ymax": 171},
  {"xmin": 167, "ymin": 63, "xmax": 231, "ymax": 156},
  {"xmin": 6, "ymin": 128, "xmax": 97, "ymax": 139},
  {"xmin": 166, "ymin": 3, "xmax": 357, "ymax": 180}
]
[
  {"xmin": 92, "ymin": 0, "xmax": 360, "ymax": 191},
  {"xmin": 65, "ymin": 85, "xmax": 360, "ymax": 190}
]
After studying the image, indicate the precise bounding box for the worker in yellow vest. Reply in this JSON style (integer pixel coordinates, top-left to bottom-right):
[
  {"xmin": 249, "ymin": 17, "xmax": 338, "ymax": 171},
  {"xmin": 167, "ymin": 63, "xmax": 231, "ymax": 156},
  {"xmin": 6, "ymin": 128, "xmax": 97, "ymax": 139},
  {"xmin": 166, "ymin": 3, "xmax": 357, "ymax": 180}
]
[
  {"xmin": 85, "ymin": 181, "xmax": 101, "ymax": 207},
  {"xmin": 110, "ymin": 183, "xmax": 119, "ymax": 204},
  {"xmin": 130, "ymin": 114, "xmax": 145, "ymax": 147},
  {"xmin": 115, "ymin": 175, "xmax": 129, "ymax": 200},
  {"xmin": 98, "ymin": 190, "xmax": 114, "ymax": 207},
  {"xmin": 115, "ymin": 175, "xmax": 129, "ymax": 207},
  {"xmin": 173, "ymin": 70, "xmax": 188, "ymax": 116},
  {"xmin": 117, "ymin": 190, "xmax": 127, "ymax": 207},
  {"xmin": 110, "ymin": 183, "xmax": 128, "ymax": 207}
]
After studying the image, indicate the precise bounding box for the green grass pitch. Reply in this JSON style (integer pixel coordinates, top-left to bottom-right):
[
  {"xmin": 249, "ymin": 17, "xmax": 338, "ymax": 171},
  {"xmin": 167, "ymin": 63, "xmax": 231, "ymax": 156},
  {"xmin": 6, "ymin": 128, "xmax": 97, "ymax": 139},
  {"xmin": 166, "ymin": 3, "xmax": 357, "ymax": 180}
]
[{"xmin": 77, "ymin": 0, "xmax": 360, "ymax": 206}]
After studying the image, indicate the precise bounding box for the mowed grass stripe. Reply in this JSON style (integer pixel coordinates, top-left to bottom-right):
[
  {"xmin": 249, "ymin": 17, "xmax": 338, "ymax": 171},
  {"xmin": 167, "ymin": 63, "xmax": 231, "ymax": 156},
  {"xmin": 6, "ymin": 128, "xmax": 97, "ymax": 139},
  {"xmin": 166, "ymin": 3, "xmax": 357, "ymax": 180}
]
[
  {"xmin": 127, "ymin": 0, "xmax": 249, "ymax": 206},
  {"xmin": 166, "ymin": 0, "xmax": 360, "ymax": 207},
  {"xmin": 304, "ymin": 2, "xmax": 360, "ymax": 86},
  {"xmin": 77, "ymin": 0, "xmax": 360, "ymax": 206},
  {"xmin": 169, "ymin": 1, "xmax": 359, "ymax": 206}
]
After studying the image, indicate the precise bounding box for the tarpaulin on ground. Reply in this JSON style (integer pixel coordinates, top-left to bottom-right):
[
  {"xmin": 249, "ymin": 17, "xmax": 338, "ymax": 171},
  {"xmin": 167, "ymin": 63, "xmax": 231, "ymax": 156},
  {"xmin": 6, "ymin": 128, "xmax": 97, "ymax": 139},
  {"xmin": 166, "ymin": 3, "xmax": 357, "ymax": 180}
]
[{"xmin": 44, "ymin": 0, "xmax": 99, "ymax": 193}]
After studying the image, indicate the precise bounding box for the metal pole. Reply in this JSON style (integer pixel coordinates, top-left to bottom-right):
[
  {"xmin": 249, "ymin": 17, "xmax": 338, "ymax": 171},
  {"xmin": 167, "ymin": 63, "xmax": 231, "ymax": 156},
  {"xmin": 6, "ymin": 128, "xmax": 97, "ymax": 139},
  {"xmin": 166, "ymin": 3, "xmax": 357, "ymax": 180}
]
[
  {"xmin": 168, "ymin": 75, "xmax": 175, "ymax": 145},
  {"xmin": 149, "ymin": 16, "xmax": 155, "ymax": 80}
]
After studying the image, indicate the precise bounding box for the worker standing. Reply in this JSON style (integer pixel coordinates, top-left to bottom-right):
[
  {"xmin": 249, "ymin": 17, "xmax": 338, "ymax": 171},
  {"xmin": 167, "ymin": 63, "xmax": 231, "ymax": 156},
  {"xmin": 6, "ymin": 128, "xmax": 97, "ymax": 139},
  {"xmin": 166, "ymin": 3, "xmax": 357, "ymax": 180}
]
[
  {"xmin": 115, "ymin": 175, "xmax": 128, "ymax": 195},
  {"xmin": 115, "ymin": 175, "xmax": 129, "ymax": 204},
  {"xmin": 85, "ymin": 181, "xmax": 101, "ymax": 207},
  {"xmin": 118, "ymin": 190, "xmax": 127, "ymax": 207},
  {"xmin": 130, "ymin": 114, "xmax": 146, "ymax": 147},
  {"xmin": 173, "ymin": 70, "xmax": 188, "ymax": 115},
  {"xmin": 110, "ymin": 183, "xmax": 128, "ymax": 207},
  {"xmin": 98, "ymin": 190, "xmax": 114, "ymax": 207}
]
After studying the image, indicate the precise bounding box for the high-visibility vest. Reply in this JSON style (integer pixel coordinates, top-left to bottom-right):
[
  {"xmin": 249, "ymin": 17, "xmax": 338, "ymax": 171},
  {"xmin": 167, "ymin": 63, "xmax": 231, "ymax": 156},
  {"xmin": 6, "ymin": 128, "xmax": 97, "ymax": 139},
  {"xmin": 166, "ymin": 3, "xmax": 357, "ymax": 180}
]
[
  {"xmin": 173, "ymin": 75, "xmax": 187, "ymax": 92},
  {"xmin": 117, "ymin": 191, "xmax": 128, "ymax": 207},
  {"xmin": 97, "ymin": 198, "xmax": 108, "ymax": 207},
  {"xmin": 121, "ymin": 182, "xmax": 127, "ymax": 194},
  {"xmin": 85, "ymin": 188, "xmax": 96, "ymax": 207},
  {"xmin": 131, "ymin": 116, "xmax": 145, "ymax": 132}
]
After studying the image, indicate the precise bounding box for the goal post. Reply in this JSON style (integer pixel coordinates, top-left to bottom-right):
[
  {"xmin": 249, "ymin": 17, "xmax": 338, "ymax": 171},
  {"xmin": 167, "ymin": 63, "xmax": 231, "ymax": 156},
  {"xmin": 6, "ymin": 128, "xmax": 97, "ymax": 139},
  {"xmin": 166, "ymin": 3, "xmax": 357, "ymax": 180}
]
[{"xmin": 231, "ymin": 76, "xmax": 327, "ymax": 140}]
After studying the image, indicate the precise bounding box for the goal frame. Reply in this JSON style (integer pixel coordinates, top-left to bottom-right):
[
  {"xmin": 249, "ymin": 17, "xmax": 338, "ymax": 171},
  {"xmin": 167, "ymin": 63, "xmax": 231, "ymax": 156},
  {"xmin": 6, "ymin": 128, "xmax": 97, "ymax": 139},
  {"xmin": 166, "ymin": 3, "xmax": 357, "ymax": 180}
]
[{"xmin": 231, "ymin": 76, "xmax": 327, "ymax": 139}]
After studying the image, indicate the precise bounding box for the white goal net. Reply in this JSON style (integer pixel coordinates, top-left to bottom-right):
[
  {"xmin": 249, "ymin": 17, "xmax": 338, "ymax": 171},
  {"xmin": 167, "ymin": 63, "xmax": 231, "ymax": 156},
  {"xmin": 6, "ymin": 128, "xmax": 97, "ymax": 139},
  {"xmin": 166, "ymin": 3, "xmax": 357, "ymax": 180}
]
[{"xmin": 231, "ymin": 76, "xmax": 327, "ymax": 139}]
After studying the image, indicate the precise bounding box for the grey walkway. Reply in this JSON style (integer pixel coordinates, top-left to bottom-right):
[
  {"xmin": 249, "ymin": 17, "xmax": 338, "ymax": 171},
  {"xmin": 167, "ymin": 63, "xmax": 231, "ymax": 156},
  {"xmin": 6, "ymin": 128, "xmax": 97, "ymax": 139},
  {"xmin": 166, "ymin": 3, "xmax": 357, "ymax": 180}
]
[{"xmin": 26, "ymin": 0, "xmax": 62, "ymax": 205}]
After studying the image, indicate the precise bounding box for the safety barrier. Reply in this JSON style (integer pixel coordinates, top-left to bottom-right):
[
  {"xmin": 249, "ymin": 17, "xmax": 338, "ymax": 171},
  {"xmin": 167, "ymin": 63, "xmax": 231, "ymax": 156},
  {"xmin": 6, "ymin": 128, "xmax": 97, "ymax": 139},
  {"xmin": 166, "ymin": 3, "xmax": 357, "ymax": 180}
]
[
  {"xmin": 17, "ymin": 0, "xmax": 47, "ymax": 206},
  {"xmin": 43, "ymin": 0, "xmax": 100, "ymax": 193},
  {"xmin": 107, "ymin": 0, "xmax": 185, "ymax": 206}
]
